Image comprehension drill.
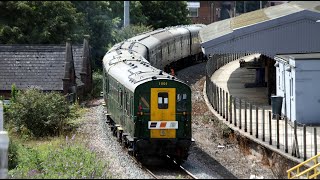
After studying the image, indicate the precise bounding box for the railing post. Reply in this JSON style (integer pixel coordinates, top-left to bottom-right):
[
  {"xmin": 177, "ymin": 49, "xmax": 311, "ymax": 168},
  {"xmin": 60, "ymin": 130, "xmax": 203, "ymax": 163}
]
[
  {"xmin": 303, "ymin": 125, "xmax": 307, "ymax": 161},
  {"xmin": 250, "ymin": 103, "xmax": 252, "ymax": 135},
  {"xmin": 315, "ymin": 127, "xmax": 317, "ymax": 156},
  {"xmin": 215, "ymin": 85, "xmax": 218, "ymax": 111},
  {"xmin": 229, "ymin": 95, "xmax": 233, "ymax": 124},
  {"xmin": 216, "ymin": 86, "xmax": 220, "ymax": 114},
  {"xmin": 276, "ymin": 114, "xmax": 280, "ymax": 149},
  {"xmin": 234, "ymin": 98, "xmax": 237, "ymax": 127},
  {"xmin": 244, "ymin": 101, "xmax": 247, "ymax": 132},
  {"xmin": 269, "ymin": 111, "xmax": 272, "ymax": 145},
  {"xmin": 256, "ymin": 106, "xmax": 259, "ymax": 138},
  {"xmin": 220, "ymin": 88, "xmax": 222, "ymax": 116},
  {"xmin": 262, "ymin": 107, "xmax": 265, "ymax": 141},
  {"xmin": 222, "ymin": 89, "xmax": 225, "ymax": 118},
  {"xmin": 239, "ymin": 98, "xmax": 242, "ymax": 129},
  {"xmin": 226, "ymin": 92, "xmax": 229, "ymax": 121},
  {"xmin": 285, "ymin": 117, "xmax": 288, "ymax": 153}
]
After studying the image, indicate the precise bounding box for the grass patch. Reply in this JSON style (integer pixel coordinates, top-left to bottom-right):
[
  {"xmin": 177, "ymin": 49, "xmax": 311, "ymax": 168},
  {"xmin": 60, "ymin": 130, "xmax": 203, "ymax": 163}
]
[{"xmin": 8, "ymin": 135, "xmax": 112, "ymax": 179}]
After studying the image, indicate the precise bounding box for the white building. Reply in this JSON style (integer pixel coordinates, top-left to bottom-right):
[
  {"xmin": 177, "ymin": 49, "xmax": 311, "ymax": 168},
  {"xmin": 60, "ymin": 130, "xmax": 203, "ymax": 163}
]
[{"xmin": 274, "ymin": 53, "xmax": 320, "ymax": 125}]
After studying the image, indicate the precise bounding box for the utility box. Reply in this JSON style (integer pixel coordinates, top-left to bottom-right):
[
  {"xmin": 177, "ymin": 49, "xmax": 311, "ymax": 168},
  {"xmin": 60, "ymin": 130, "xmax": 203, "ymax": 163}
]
[{"xmin": 271, "ymin": 95, "xmax": 283, "ymax": 118}]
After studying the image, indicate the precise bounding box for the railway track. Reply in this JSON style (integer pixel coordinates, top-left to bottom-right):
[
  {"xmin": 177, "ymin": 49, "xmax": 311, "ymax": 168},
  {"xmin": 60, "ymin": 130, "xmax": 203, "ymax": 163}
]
[{"xmin": 129, "ymin": 154, "xmax": 198, "ymax": 179}]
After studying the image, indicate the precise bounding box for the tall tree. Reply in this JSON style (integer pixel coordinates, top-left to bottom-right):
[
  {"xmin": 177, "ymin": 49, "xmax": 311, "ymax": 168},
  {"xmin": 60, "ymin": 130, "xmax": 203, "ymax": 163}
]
[
  {"xmin": 140, "ymin": 1, "xmax": 191, "ymax": 29},
  {"xmin": 0, "ymin": 1, "xmax": 80, "ymax": 44},
  {"xmin": 71, "ymin": 1, "xmax": 117, "ymax": 69}
]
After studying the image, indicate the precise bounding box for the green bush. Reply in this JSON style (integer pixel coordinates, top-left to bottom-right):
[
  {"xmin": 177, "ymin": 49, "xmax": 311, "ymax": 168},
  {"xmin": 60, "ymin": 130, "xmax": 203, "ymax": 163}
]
[
  {"xmin": 9, "ymin": 139, "xmax": 110, "ymax": 179},
  {"xmin": 8, "ymin": 139, "xmax": 19, "ymax": 170},
  {"xmin": 91, "ymin": 70, "xmax": 103, "ymax": 98},
  {"xmin": 5, "ymin": 88, "xmax": 72, "ymax": 138}
]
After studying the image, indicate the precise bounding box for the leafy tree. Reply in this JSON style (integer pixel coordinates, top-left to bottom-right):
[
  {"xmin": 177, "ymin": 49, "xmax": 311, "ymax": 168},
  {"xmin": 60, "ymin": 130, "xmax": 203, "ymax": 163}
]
[
  {"xmin": 0, "ymin": 1, "xmax": 81, "ymax": 44},
  {"xmin": 71, "ymin": 1, "xmax": 118, "ymax": 69},
  {"xmin": 110, "ymin": 24, "xmax": 153, "ymax": 46},
  {"xmin": 108, "ymin": 1, "xmax": 148, "ymax": 27},
  {"xmin": 140, "ymin": 1, "xmax": 191, "ymax": 29}
]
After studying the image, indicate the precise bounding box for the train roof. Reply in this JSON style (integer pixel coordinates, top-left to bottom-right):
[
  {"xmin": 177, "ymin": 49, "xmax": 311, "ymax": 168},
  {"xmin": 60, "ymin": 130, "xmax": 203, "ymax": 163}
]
[{"xmin": 103, "ymin": 49, "xmax": 184, "ymax": 92}]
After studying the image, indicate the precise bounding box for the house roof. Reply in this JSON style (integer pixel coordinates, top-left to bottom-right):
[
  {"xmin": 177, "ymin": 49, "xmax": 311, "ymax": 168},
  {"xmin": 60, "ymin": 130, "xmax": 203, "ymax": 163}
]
[{"xmin": 0, "ymin": 44, "xmax": 84, "ymax": 91}]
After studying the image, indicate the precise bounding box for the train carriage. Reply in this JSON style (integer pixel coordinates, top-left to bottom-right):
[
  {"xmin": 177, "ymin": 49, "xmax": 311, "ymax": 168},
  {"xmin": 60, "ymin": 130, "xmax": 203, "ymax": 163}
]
[{"xmin": 102, "ymin": 24, "xmax": 206, "ymax": 164}]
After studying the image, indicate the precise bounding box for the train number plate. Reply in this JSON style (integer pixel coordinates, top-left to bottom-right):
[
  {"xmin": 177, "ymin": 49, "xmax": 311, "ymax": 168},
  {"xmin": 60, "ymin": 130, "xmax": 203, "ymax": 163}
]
[{"xmin": 148, "ymin": 121, "xmax": 178, "ymax": 129}]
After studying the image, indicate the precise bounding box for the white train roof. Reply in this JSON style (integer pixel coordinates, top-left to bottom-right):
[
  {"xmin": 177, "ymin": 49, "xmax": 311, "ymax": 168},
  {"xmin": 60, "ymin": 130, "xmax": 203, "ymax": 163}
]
[{"xmin": 103, "ymin": 49, "xmax": 182, "ymax": 92}]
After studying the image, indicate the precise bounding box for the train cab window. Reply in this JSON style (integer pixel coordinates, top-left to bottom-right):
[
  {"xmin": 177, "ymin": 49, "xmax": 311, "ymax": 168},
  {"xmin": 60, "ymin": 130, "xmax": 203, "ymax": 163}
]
[
  {"xmin": 139, "ymin": 94, "xmax": 150, "ymax": 112},
  {"xmin": 158, "ymin": 92, "xmax": 168, "ymax": 109},
  {"xmin": 177, "ymin": 93, "xmax": 187, "ymax": 111}
]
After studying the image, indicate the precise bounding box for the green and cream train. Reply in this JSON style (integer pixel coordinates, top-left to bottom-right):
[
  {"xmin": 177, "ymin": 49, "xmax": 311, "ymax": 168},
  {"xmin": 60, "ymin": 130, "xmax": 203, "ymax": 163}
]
[{"xmin": 102, "ymin": 24, "xmax": 206, "ymax": 164}]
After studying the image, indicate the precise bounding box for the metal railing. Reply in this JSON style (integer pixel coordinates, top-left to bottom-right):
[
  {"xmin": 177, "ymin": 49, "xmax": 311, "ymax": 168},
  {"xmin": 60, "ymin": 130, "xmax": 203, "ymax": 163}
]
[
  {"xmin": 287, "ymin": 153, "xmax": 320, "ymax": 179},
  {"xmin": 205, "ymin": 53, "xmax": 320, "ymax": 163}
]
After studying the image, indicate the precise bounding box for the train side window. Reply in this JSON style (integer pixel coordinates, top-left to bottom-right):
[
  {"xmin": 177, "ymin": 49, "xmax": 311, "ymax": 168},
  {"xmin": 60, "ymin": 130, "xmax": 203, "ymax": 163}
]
[
  {"xmin": 158, "ymin": 92, "xmax": 168, "ymax": 109},
  {"xmin": 120, "ymin": 89, "xmax": 123, "ymax": 107},
  {"xmin": 183, "ymin": 93, "xmax": 187, "ymax": 99},
  {"xmin": 177, "ymin": 93, "xmax": 187, "ymax": 111},
  {"xmin": 124, "ymin": 92, "xmax": 127, "ymax": 111}
]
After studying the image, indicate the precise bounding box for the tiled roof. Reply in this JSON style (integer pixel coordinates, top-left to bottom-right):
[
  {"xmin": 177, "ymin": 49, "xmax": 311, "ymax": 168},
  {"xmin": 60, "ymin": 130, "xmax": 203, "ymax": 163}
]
[{"xmin": 0, "ymin": 44, "xmax": 84, "ymax": 91}]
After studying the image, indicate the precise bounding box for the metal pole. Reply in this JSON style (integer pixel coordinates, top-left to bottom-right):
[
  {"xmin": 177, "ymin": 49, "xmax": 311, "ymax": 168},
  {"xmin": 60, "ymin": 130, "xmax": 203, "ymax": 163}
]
[
  {"xmin": 0, "ymin": 101, "xmax": 3, "ymax": 131},
  {"xmin": 124, "ymin": 1, "xmax": 130, "ymax": 27},
  {"xmin": 0, "ymin": 131, "xmax": 9, "ymax": 179},
  {"xmin": 260, "ymin": 1, "xmax": 262, "ymax": 9},
  {"xmin": 234, "ymin": 1, "xmax": 236, "ymax": 17}
]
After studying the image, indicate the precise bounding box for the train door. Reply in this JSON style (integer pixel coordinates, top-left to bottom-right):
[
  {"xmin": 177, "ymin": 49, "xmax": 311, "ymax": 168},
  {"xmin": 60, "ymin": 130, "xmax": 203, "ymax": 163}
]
[{"xmin": 149, "ymin": 88, "xmax": 177, "ymax": 138}]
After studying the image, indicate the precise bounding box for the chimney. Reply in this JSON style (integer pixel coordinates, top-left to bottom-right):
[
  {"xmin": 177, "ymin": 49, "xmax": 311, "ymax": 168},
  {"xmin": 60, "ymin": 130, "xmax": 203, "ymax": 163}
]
[
  {"xmin": 80, "ymin": 35, "xmax": 92, "ymax": 94},
  {"xmin": 62, "ymin": 38, "xmax": 76, "ymax": 94}
]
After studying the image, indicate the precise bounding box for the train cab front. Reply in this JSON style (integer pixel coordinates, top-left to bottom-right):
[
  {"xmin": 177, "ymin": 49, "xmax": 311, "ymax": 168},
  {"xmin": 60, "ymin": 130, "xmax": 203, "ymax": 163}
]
[{"xmin": 134, "ymin": 83, "xmax": 192, "ymax": 164}]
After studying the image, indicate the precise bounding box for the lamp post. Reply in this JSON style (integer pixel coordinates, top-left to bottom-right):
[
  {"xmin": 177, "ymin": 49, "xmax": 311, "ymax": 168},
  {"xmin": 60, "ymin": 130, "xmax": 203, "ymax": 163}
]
[{"xmin": 124, "ymin": 1, "xmax": 130, "ymax": 27}]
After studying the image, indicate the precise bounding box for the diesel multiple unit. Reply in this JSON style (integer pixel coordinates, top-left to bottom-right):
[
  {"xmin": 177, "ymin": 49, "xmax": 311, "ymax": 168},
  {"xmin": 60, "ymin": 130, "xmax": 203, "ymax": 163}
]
[{"xmin": 102, "ymin": 24, "xmax": 206, "ymax": 164}]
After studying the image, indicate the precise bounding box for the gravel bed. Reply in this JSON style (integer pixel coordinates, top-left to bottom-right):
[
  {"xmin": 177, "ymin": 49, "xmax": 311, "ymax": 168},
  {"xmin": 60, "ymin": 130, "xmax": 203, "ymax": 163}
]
[{"xmin": 76, "ymin": 102, "xmax": 153, "ymax": 179}]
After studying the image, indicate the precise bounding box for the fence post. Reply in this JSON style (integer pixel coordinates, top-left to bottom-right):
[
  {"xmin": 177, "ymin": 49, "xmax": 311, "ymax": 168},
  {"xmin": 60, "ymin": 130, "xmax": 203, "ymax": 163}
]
[
  {"xmin": 269, "ymin": 111, "xmax": 272, "ymax": 145},
  {"xmin": 226, "ymin": 92, "xmax": 229, "ymax": 121},
  {"xmin": 262, "ymin": 107, "xmax": 265, "ymax": 141},
  {"xmin": 229, "ymin": 95, "xmax": 233, "ymax": 124},
  {"xmin": 250, "ymin": 103, "xmax": 252, "ymax": 135},
  {"xmin": 315, "ymin": 128, "xmax": 318, "ymax": 156},
  {"xmin": 256, "ymin": 106, "xmax": 259, "ymax": 138},
  {"xmin": 244, "ymin": 101, "xmax": 247, "ymax": 132},
  {"xmin": 239, "ymin": 98, "xmax": 242, "ymax": 129},
  {"xmin": 215, "ymin": 85, "xmax": 218, "ymax": 111},
  {"xmin": 276, "ymin": 114, "xmax": 280, "ymax": 149},
  {"xmin": 222, "ymin": 89, "xmax": 225, "ymax": 118},
  {"xmin": 285, "ymin": 117, "xmax": 288, "ymax": 153},
  {"xmin": 220, "ymin": 88, "xmax": 222, "ymax": 116},
  {"xmin": 303, "ymin": 125, "xmax": 307, "ymax": 161},
  {"xmin": 234, "ymin": 98, "xmax": 237, "ymax": 127}
]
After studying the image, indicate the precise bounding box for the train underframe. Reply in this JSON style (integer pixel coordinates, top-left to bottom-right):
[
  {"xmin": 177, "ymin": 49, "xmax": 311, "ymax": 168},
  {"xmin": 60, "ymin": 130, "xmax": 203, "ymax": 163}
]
[
  {"xmin": 164, "ymin": 52, "xmax": 207, "ymax": 74},
  {"xmin": 105, "ymin": 114, "xmax": 191, "ymax": 165}
]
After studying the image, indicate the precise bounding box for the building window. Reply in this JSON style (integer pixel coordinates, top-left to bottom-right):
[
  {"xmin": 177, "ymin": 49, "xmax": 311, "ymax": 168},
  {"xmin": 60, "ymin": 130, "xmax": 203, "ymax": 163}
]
[
  {"xmin": 187, "ymin": 7, "xmax": 198, "ymax": 17},
  {"xmin": 187, "ymin": 1, "xmax": 200, "ymax": 17}
]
